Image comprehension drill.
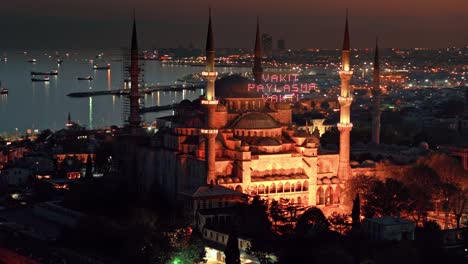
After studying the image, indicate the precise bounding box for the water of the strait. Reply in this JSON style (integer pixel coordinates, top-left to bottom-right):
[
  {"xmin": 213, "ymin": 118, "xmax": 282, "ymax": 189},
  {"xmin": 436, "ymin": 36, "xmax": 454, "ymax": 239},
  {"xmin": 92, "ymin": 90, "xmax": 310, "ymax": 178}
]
[{"xmin": 0, "ymin": 51, "xmax": 249, "ymax": 135}]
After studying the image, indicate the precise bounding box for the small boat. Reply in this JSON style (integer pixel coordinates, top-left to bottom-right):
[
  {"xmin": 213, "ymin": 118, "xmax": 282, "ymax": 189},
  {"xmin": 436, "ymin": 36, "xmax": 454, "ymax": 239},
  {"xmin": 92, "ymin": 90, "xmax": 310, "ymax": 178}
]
[
  {"xmin": 56, "ymin": 59, "xmax": 63, "ymax": 64},
  {"xmin": 28, "ymin": 59, "xmax": 37, "ymax": 63},
  {"xmin": 93, "ymin": 64, "xmax": 110, "ymax": 70},
  {"xmin": 31, "ymin": 77, "xmax": 50, "ymax": 82},
  {"xmin": 77, "ymin": 76, "xmax": 93, "ymax": 81},
  {"xmin": 0, "ymin": 81, "xmax": 7, "ymax": 94},
  {"xmin": 31, "ymin": 70, "xmax": 58, "ymax": 76}
]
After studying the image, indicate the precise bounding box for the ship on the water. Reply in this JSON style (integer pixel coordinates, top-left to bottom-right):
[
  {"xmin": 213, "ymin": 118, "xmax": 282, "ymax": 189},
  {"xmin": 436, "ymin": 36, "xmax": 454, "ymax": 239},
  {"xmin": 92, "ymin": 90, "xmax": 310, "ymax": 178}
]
[
  {"xmin": 31, "ymin": 77, "xmax": 50, "ymax": 82},
  {"xmin": 77, "ymin": 76, "xmax": 93, "ymax": 81},
  {"xmin": 0, "ymin": 81, "xmax": 7, "ymax": 94},
  {"xmin": 31, "ymin": 70, "xmax": 58, "ymax": 76},
  {"xmin": 93, "ymin": 64, "xmax": 110, "ymax": 70}
]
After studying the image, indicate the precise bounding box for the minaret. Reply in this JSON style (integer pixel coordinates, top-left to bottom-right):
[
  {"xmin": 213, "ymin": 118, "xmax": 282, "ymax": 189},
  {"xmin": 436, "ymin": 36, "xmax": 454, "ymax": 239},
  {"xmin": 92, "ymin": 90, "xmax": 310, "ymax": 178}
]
[
  {"xmin": 201, "ymin": 9, "xmax": 219, "ymax": 185},
  {"xmin": 128, "ymin": 12, "xmax": 141, "ymax": 128},
  {"xmin": 371, "ymin": 38, "xmax": 381, "ymax": 144},
  {"xmin": 337, "ymin": 10, "xmax": 353, "ymax": 180},
  {"xmin": 66, "ymin": 112, "xmax": 72, "ymax": 127},
  {"xmin": 252, "ymin": 17, "xmax": 263, "ymax": 85}
]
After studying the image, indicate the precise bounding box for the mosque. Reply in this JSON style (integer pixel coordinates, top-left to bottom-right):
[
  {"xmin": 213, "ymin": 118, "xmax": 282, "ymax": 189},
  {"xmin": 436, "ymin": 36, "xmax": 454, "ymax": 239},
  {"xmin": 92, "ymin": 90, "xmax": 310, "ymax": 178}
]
[
  {"xmin": 118, "ymin": 10, "xmax": 390, "ymax": 213},
  {"xmin": 134, "ymin": 11, "xmax": 362, "ymax": 212}
]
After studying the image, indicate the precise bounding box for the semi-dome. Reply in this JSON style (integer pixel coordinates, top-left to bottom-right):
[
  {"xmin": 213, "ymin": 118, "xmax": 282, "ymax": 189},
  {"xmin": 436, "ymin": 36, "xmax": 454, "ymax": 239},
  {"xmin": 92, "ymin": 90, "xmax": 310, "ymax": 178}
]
[
  {"xmin": 330, "ymin": 176, "xmax": 340, "ymax": 184},
  {"xmin": 178, "ymin": 99, "xmax": 193, "ymax": 109},
  {"xmin": 306, "ymin": 135, "xmax": 320, "ymax": 145},
  {"xmin": 231, "ymin": 113, "xmax": 280, "ymax": 129},
  {"xmin": 215, "ymin": 75, "xmax": 261, "ymax": 98}
]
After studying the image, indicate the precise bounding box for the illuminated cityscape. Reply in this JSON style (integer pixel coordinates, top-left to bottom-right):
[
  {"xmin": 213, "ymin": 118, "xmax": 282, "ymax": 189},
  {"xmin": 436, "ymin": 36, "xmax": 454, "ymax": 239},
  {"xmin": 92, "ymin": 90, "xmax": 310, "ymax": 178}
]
[{"xmin": 0, "ymin": 2, "xmax": 468, "ymax": 264}]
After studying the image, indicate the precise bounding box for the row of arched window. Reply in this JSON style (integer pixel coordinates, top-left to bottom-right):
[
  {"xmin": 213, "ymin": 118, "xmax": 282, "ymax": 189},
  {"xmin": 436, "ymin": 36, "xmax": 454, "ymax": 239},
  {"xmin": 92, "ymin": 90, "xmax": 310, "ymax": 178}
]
[
  {"xmin": 227, "ymin": 100, "xmax": 263, "ymax": 111},
  {"xmin": 316, "ymin": 186, "xmax": 342, "ymax": 205},
  {"xmin": 234, "ymin": 128, "xmax": 281, "ymax": 137},
  {"xmin": 249, "ymin": 181, "xmax": 309, "ymax": 195}
]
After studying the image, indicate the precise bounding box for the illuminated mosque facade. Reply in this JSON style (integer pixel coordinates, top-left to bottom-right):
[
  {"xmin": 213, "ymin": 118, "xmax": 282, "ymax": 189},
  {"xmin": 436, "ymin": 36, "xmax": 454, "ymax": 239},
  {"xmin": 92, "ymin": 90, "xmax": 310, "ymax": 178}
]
[{"xmin": 141, "ymin": 12, "xmax": 359, "ymax": 210}]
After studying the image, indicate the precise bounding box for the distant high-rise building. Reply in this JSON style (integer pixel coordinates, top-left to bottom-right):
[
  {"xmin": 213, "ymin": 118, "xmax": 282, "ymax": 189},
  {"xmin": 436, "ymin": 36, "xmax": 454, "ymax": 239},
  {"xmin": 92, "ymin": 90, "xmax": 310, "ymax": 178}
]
[
  {"xmin": 277, "ymin": 39, "xmax": 285, "ymax": 51},
  {"xmin": 262, "ymin": 33, "xmax": 272, "ymax": 57}
]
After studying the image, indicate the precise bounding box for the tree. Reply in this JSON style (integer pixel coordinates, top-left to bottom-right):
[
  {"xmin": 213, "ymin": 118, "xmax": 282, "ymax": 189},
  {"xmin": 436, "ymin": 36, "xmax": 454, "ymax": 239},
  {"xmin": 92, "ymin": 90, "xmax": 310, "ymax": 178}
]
[
  {"xmin": 320, "ymin": 126, "xmax": 339, "ymax": 148},
  {"xmin": 424, "ymin": 153, "xmax": 467, "ymax": 186},
  {"xmin": 269, "ymin": 200, "xmax": 286, "ymax": 232},
  {"xmin": 295, "ymin": 207, "xmax": 329, "ymax": 237},
  {"xmin": 450, "ymin": 186, "xmax": 467, "ymax": 229},
  {"xmin": 225, "ymin": 227, "xmax": 240, "ymax": 264},
  {"xmin": 171, "ymin": 229, "xmax": 206, "ymax": 264},
  {"xmin": 363, "ymin": 178, "xmax": 410, "ymax": 218},
  {"xmin": 36, "ymin": 129, "xmax": 52, "ymax": 143},
  {"xmin": 351, "ymin": 193, "xmax": 361, "ymax": 230},
  {"xmin": 404, "ymin": 164, "xmax": 440, "ymax": 224},
  {"xmin": 85, "ymin": 154, "xmax": 93, "ymax": 179},
  {"xmin": 235, "ymin": 196, "xmax": 272, "ymax": 236},
  {"xmin": 328, "ymin": 212, "xmax": 351, "ymax": 234},
  {"xmin": 344, "ymin": 175, "xmax": 379, "ymax": 208},
  {"xmin": 421, "ymin": 154, "xmax": 467, "ymax": 228}
]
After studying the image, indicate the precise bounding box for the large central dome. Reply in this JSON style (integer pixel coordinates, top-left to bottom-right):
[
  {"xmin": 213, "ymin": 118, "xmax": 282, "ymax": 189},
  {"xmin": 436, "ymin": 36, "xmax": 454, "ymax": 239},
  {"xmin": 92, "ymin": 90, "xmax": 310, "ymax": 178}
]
[
  {"xmin": 215, "ymin": 75, "xmax": 262, "ymax": 99},
  {"xmin": 231, "ymin": 113, "xmax": 280, "ymax": 129}
]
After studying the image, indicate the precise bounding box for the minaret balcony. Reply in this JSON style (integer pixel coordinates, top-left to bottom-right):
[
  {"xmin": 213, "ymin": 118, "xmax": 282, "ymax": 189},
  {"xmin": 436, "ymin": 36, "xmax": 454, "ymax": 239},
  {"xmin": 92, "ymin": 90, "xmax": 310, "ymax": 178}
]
[
  {"xmin": 338, "ymin": 96, "xmax": 353, "ymax": 102},
  {"xmin": 201, "ymin": 99, "xmax": 219, "ymax": 105},
  {"xmin": 201, "ymin": 71, "xmax": 218, "ymax": 77},
  {"xmin": 339, "ymin": 70, "xmax": 353, "ymax": 80},
  {"xmin": 338, "ymin": 96, "xmax": 353, "ymax": 107},
  {"xmin": 337, "ymin": 123, "xmax": 353, "ymax": 128},
  {"xmin": 201, "ymin": 129, "xmax": 218, "ymax": 134}
]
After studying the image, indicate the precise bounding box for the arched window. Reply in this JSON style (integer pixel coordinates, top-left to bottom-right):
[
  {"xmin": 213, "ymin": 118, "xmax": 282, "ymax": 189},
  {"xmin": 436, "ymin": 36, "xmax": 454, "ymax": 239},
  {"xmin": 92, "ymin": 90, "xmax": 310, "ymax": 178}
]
[
  {"xmin": 235, "ymin": 185, "xmax": 243, "ymax": 193},
  {"xmin": 296, "ymin": 181, "xmax": 302, "ymax": 192},
  {"xmin": 297, "ymin": 196, "xmax": 302, "ymax": 205},
  {"xmin": 291, "ymin": 184, "xmax": 295, "ymax": 192},
  {"xmin": 325, "ymin": 186, "xmax": 333, "ymax": 206},
  {"xmin": 278, "ymin": 183, "xmax": 283, "ymax": 193},
  {"xmin": 316, "ymin": 187, "xmax": 324, "ymax": 205},
  {"xmin": 265, "ymin": 186, "xmax": 269, "ymax": 194},
  {"xmin": 303, "ymin": 181, "xmax": 309, "ymax": 191},
  {"xmin": 250, "ymin": 184, "xmax": 258, "ymax": 196},
  {"xmin": 258, "ymin": 184, "xmax": 265, "ymax": 195},
  {"xmin": 334, "ymin": 186, "xmax": 342, "ymax": 204},
  {"xmin": 270, "ymin": 183, "xmax": 276, "ymax": 193},
  {"xmin": 285, "ymin": 182, "xmax": 291, "ymax": 192}
]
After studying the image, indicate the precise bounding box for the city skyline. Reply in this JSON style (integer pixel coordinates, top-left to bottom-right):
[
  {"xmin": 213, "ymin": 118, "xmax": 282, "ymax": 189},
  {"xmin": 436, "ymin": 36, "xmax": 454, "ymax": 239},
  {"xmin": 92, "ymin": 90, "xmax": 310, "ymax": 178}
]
[{"xmin": 1, "ymin": 0, "xmax": 467, "ymax": 49}]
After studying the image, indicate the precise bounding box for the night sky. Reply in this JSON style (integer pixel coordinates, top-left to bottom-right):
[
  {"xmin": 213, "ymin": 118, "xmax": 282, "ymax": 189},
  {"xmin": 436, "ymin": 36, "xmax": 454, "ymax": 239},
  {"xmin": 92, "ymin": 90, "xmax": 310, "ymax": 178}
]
[{"xmin": 1, "ymin": 0, "xmax": 467, "ymax": 50}]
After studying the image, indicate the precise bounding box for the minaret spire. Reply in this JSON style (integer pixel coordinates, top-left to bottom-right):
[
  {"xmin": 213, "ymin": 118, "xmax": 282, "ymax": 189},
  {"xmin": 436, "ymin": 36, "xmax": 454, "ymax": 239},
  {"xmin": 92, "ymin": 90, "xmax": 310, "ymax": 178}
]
[
  {"xmin": 337, "ymin": 9, "xmax": 353, "ymax": 181},
  {"xmin": 371, "ymin": 37, "xmax": 382, "ymax": 144},
  {"xmin": 205, "ymin": 8, "xmax": 215, "ymax": 73},
  {"xmin": 201, "ymin": 8, "xmax": 219, "ymax": 185},
  {"xmin": 252, "ymin": 16, "xmax": 263, "ymax": 85},
  {"xmin": 342, "ymin": 9, "xmax": 350, "ymax": 51},
  {"xmin": 131, "ymin": 9, "xmax": 138, "ymax": 53},
  {"xmin": 128, "ymin": 10, "xmax": 141, "ymax": 128}
]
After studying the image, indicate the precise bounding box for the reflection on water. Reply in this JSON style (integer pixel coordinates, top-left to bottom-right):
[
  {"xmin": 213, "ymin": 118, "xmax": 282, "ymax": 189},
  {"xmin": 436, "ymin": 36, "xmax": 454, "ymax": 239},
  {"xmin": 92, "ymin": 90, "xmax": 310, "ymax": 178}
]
[
  {"xmin": 89, "ymin": 97, "xmax": 93, "ymax": 130},
  {"xmin": 107, "ymin": 69, "xmax": 111, "ymax": 91},
  {"xmin": 0, "ymin": 95, "xmax": 7, "ymax": 108}
]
